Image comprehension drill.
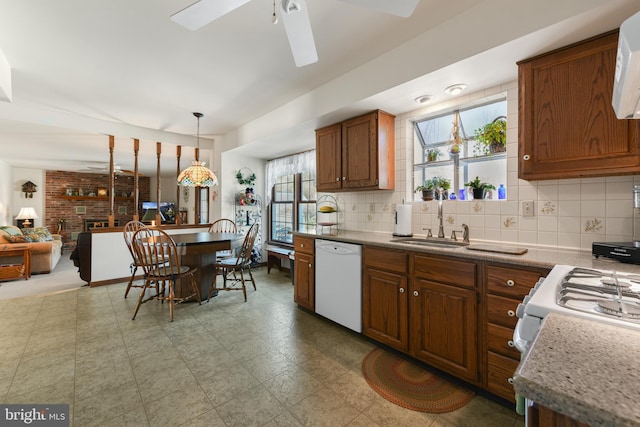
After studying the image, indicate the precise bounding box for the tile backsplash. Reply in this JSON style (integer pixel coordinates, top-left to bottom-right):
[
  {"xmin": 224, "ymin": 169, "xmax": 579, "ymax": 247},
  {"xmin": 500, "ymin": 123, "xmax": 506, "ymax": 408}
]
[{"xmin": 320, "ymin": 81, "xmax": 640, "ymax": 252}]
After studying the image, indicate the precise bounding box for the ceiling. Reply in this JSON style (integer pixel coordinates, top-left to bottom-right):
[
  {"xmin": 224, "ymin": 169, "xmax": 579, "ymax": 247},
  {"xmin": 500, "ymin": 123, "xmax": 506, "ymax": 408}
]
[{"xmin": 0, "ymin": 0, "xmax": 638, "ymax": 176}]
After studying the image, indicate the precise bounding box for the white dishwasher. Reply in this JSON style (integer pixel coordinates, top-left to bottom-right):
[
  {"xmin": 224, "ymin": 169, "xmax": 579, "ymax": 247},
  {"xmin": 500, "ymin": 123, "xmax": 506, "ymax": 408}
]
[{"xmin": 315, "ymin": 239, "xmax": 362, "ymax": 333}]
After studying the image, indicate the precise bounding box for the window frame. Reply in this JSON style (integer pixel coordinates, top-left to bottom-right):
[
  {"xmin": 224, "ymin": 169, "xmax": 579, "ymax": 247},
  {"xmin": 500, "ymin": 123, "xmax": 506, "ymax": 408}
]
[{"xmin": 269, "ymin": 172, "xmax": 316, "ymax": 245}]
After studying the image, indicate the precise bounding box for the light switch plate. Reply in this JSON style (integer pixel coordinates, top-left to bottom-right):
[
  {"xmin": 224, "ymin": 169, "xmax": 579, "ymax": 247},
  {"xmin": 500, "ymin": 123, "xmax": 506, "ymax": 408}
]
[{"xmin": 522, "ymin": 201, "xmax": 535, "ymax": 217}]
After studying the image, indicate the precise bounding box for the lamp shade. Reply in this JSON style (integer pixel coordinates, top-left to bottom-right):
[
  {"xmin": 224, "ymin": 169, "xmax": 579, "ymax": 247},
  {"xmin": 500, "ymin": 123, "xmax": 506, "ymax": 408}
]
[
  {"xmin": 177, "ymin": 161, "xmax": 218, "ymax": 187},
  {"xmin": 16, "ymin": 207, "xmax": 38, "ymax": 220},
  {"xmin": 142, "ymin": 208, "xmax": 165, "ymax": 223}
]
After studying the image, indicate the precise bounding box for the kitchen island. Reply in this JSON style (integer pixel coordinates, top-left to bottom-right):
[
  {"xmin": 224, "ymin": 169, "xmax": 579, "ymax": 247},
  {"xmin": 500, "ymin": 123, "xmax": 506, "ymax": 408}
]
[{"xmin": 513, "ymin": 312, "xmax": 640, "ymax": 427}]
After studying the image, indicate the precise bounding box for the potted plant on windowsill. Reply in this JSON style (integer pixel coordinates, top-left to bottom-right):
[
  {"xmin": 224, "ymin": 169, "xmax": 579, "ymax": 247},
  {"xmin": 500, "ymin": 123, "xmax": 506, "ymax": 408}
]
[
  {"xmin": 473, "ymin": 116, "xmax": 506, "ymax": 156},
  {"xmin": 431, "ymin": 176, "xmax": 451, "ymax": 200},
  {"xmin": 427, "ymin": 147, "xmax": 441, "ymax": 162},
  {"xmin": 416, "ymin": 181, "xmax": 436, "ymax": 201},
  {"xmin": 465, "ymin": 176, "xmax": 496, "ymax": 200}
]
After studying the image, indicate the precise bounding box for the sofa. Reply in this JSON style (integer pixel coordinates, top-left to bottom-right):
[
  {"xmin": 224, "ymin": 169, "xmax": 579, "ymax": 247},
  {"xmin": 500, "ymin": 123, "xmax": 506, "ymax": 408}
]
[{"xmin": 0, "ymin": 225, "xmax": 63, "ymax": 274}]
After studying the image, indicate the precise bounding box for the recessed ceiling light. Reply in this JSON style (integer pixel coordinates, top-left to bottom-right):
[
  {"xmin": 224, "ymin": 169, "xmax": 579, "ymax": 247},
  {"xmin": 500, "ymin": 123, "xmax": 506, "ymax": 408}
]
[
  {"xmin": 414, "ymin": 95, "xmax": 434, "ymax": 104},
  {"xmin": 444, "ymin": 84, "xmax": 467, "ymax": 95}
]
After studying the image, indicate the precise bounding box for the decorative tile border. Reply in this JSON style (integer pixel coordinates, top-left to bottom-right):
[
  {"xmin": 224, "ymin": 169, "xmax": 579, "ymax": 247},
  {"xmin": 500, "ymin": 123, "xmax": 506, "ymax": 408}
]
[
  {"xmin": 584, "ymin": 218, "xmax": 603, "ymax": 233},
  {"xmin": 540, "ymin": 201, "xmax": 556, "ymax": 215},
  {"xmin": 503, "ymin": 217, "xmax": 516, "ymax": 228}
]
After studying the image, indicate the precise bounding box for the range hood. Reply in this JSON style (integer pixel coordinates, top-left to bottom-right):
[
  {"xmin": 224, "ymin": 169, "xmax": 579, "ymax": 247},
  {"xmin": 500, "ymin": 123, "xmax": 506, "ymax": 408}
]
[{"xmin": 612, "ymin": 10, "xmax": 640, "ymax": 119}]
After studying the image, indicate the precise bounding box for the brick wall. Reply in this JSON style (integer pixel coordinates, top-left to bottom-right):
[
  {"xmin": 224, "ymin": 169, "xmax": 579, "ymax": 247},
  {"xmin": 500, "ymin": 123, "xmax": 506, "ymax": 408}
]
[{"xmin": 45, "ymin": 171, "xmax": 150, "ymax": 240}]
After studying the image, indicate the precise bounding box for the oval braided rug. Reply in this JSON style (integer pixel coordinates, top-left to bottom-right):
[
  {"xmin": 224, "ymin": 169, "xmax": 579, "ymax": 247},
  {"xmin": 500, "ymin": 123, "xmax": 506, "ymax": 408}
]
[{"xmin": 361, "ymin": 347, "xmax": 475, "ymax": 413}]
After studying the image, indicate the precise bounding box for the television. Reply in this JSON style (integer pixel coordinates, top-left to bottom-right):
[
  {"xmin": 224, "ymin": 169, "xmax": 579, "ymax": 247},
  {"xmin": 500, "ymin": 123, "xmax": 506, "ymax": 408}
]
[{"xmin": 142, "ymin": 202, "xmax": 175, "ymax": 223}]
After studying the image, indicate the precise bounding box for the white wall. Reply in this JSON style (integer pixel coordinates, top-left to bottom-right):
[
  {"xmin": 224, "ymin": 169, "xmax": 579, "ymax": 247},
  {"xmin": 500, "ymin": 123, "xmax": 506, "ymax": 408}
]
[
  {"xmin": 320, "ymin": 81, "xmax": 640, "ymax": 253},
  {"xmin": 0, "ymin": 159, "xmax": 11, "ymax": 226},
  {"xmin": 11, "ymin": 167, "xmax": 44, "ymax": 228}
]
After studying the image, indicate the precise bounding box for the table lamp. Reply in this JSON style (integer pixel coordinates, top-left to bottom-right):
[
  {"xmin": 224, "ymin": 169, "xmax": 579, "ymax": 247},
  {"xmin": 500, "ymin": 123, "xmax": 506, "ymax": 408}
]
[{"xmin": 16, "ymin": 207, "xmax": 38, "ymax": 228}]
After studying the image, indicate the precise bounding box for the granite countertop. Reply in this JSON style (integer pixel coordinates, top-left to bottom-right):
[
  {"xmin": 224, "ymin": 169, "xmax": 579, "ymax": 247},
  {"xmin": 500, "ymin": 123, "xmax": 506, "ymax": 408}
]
[
  {"xmin": 295, "ymin": 230, "xmax": 640, "ymax": 274},
  {"xmin": 513, "ymin": 313, "xmax": 640, "ymax": 426}
]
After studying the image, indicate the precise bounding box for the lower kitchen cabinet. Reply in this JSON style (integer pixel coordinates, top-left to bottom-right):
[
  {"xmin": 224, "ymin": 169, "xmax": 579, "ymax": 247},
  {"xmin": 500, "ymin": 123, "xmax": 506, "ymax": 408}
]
[
  {"xmin": 363, "ymin": 247, "xmax": 479, "ymax": 384},
  {"xmin": 484, "ymin": 263, "xmax": 550, "ymax": 402},
  {"xmin": 528, "ymin": 404, "xmax": 590, "ymax": 427},
  {"xmin": 411, "ymin": 259, "xmax": 478, "ymax": 384},
  {"xmin": 363, "ymin": 246, "xmax": 409, "ymax": 351},
  {"xmin": 293, "ymin": 236, "xmax": 315, "ymax": 310},
  {"xmin": 363, "ymin": 267, "xmax": 409, "ymax": 351}
]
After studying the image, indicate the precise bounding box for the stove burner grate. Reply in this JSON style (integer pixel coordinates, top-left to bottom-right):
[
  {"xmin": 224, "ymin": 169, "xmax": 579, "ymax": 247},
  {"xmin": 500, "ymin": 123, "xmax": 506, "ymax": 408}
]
[{"xmin": 596, "ymin": 300, "xmax": 640, "ymax": 319}]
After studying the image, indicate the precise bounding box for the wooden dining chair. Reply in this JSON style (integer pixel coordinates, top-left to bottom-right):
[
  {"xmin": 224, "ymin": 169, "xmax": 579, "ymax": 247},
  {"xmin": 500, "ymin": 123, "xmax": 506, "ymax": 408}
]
[
  {"xmin": 208, "ymin": 223, "xmax": 259, "ymax": 302},
  {"xmin": 208, "ymin": 219, "xmax": 238, "ymax": 260},
  {"xmin": 131, "ymin": 228, "xmax": 201, "ymax": 321},
  {"xmin": 122, "ymin": 220, "xmax": 150, "ymax": 298}
]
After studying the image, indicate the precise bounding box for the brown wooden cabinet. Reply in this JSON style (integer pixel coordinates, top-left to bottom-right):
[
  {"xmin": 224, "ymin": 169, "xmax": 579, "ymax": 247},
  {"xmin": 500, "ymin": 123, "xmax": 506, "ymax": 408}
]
[
  {"xmin": 518, "ymin": 30, "xmax": 640, "ymax": 180},
  {"xmin": 484, "ymin": 263, "xmax": 550, "ymax": 402},
  {"xmin": 362, "ymin": 246, "xmax": 409, "ymax": 351},
  {"xmin": 528, "ymin": 403, "xmax": 590, "ymax": 427},
  {"xmin": 363, "ymin": 248, "xmax": 479, "ymax": 384},
  {"xmin": 316, "ymin": 110, "xmax": 395, "ymax": 192},
  {"xmin": 293, "ymin": 236, "xmax": 315, "ymax": 310},
  {"xmin": 411, "ymin": 254, "xmax": 479, "ymax": 383}
]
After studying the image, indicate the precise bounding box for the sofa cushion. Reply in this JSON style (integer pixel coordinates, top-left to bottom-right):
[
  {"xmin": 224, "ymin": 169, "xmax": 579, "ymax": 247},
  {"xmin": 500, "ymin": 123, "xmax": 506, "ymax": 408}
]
[
  {"xmin": 5, "ymin": 235, "xmax": 34, "ymax": 243},
  {"xmin": 0, "ymin": 225, "xmax": 23, "ymax": 237},
  {"xmin": 22, "ymin": 227, "xmax": 54, "ymax": 242}
]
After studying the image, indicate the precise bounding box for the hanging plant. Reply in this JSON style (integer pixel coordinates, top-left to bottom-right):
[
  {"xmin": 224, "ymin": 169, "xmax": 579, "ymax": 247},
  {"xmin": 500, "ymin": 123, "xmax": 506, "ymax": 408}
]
[{"xmin": 235, "ymin": 168, "xmax": 256, "ymax": 186}]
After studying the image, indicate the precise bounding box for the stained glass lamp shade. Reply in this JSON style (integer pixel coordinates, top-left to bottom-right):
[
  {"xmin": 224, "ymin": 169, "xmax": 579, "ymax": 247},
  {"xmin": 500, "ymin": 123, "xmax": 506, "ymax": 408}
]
[{"xmin": 177, "ymin": 112, "xmax": 218, "ymax": 187}]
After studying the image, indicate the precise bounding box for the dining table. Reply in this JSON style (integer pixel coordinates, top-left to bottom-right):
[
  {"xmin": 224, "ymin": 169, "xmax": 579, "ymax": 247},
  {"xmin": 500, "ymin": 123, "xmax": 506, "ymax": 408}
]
[{"xmin": 170, "ymin": 231, "xmax": 244, "ymax": 300}]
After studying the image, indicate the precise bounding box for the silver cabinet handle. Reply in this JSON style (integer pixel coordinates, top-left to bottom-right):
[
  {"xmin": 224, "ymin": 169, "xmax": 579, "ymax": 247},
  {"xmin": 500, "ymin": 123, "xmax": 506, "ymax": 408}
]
[
  {"xmin": 508, "ymin": 377, "xmax": 514, "ymax": 385},
  {"xmin": 300, "ymin": 243, "xmax": 304, "ymax": 248},
  {"xmin": 342, "ymin": 177, "xmax": 346, "ymax": 181},
  {"xmin": 508, "ymin": 340, "xmax": 515, "ymax": 347},
  {"xmin": 413, "ymin": 291, "xmax": 419, "ymax": 297},
  {"xmin": 506, "ymin": 279, "xmax": 515, "ymax": 287},
  {"xmin": 308, "ymin": 263, "xmax": 312, "ymax": 268},
  {"xmin": 336, "ymin": 177, "xmax": 340, "ymax": 181},
  {"xmin": 399, "ymin": 288, "xmax": 405, "ymax": 293},
  {"xmin": 523, "ymin": 154, "xmax": 530, "ymax": 161},
  {"xmin": 507, "ymin": 310, "xmax": 515, "ymax": 317}
]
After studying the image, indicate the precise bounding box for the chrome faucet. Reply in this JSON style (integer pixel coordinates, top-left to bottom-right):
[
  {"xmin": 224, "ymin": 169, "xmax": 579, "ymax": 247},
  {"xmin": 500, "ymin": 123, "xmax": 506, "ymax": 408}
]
[
  {"xmin": 437, "ymin": 188, "xmax": 445, "ymax": 238},
  {"xmin": 451, "ymin": 224, "xmax": 470, "ymax": 243}
]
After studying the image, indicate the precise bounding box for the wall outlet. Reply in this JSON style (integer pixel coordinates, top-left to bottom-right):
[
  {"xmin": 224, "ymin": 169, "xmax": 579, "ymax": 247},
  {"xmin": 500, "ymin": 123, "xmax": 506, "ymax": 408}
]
[{"xmin": 522, "ymin": 201, "xmax": 535, "ymax": 217}]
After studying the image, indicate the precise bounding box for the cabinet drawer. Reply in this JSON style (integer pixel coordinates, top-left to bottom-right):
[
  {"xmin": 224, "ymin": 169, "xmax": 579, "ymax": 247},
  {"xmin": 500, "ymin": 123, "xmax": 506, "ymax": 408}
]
[
  {"xmin": 363, "ymin": 246, "xmax": 408, "ymax": 274},
  {"xmin": 413, "ymin": 254, "xmax": 476, "ymax": 289},
  {"xmin": 487, "ymin": 294, "xmax": 519, "ymax": 328},
  {"xmin": 486, "ymin": 265, "xmax": 546, "ymax": 298},
  {"xmin": 487, "ymin": 323, "xmax": 520, "ymax": 359},
  {"xmin": 487, "ymin": 351, "xmax": 519, "ymax": 402},
  {"xmin": 293, "ymin": 236, "xmax": 315, "ymax": 255}
]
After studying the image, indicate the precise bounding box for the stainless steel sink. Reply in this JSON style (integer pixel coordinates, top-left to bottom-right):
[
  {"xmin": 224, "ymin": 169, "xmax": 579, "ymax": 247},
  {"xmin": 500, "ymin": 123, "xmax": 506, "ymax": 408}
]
[{"xmin": 390, "ymin": 237, "xmax": 469, "ymax": 247}]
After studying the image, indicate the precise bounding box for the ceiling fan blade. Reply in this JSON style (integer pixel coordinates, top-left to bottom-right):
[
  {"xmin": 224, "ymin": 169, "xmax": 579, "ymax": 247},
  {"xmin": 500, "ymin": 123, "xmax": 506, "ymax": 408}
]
[
  {"xmin": 171, "ymin": 0, "xmax": 252, "ymax": 31},
  {"xmin": 280, "ymin": 0, "xmax": 318, "ymax": 67},
  {"xmin": 339, "ymin": 0, "xmax": 419, "ymax": 18}
]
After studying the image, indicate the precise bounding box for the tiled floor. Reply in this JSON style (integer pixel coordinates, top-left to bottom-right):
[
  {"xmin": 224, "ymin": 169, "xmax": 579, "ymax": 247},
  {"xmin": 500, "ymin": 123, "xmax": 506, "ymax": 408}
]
[{"xmin": 0, "ymin": 267, "xmax": 524, "ymax": 426}]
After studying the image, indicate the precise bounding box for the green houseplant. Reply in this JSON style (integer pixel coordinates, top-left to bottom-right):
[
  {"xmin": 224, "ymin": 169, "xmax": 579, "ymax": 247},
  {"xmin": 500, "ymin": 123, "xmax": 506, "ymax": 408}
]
[
  {"xmin": 416, "ymin": 177, "xmax": 451, "ymax": 201},
  {"xmin": 426, "ymin": 147, "xmax": 441, "ymax": 162},
  {"xmin": 473, "ymin": 116, "xmax": 506, "ymax": 156},
  {"xmin": 465, "ymin": 176, "xmax": 495, "ymax": 200}
]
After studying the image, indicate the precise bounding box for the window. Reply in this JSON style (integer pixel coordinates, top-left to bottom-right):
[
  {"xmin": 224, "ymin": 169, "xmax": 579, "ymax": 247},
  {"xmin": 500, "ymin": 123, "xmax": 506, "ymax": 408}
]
[
  {"xmin": 266, "ymin": 151, "xmax": 317, "ymax": 245},
  {"xmin": 413, "ymin": 98, "xmax": 507, "ymax": 201}
]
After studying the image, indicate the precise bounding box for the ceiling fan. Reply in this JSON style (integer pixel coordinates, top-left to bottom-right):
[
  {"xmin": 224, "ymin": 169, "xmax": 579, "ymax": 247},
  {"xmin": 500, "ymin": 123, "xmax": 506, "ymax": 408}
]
[
  {"xmin": 83, "ymin": 163, "xmax": 142, "ymax": 176},
  {"xmin": 170, "ymin": 0, "xmax": 420, "ymax": 67}
]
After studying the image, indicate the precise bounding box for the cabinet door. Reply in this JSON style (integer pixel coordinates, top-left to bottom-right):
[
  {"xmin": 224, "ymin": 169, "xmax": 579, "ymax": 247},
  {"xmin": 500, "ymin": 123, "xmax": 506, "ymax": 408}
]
[
  {"xmin": 363, "ymin": 268, "xmax": 409, "ymax": 351},
  {"xmin": 342, "ymin": 112, "xmax": 379, "ymax": 189},
  {"xmin": 294, "ymin": 252, "xmax": 314, "ymax": 310},
  {"xmin": 518, "ymin": 31, "xmax": 640, "ymax": 180},
  {"xmin": 410, "ymin": 279, "xmax": 478, "ymax": 383},
  {"xmin": 316, "ymin": 124, "xmax": 343, "ymax": 191}
]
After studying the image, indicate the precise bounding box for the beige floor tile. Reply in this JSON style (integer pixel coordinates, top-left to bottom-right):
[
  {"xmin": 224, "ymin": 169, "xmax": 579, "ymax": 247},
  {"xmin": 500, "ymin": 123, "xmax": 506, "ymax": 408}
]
[
  {"xmin": 327, "ymin": 370, "xmax": 380, "ymax": 412},
  {"xmin": 95, "ymin": 406, "xmax": 149, "ymax": 427},
  {"xmin": 347, "ymin": 413, "xmax": 382, "ymax": 426},
  {"xmin": 4, "ymin": 377, "xmax": 74, "ymax": 405},
  {"xmin": 242, "ymin": 349, "xmax": 294, "ymax": 383},
  {"xmin": 364, "ymin": 394, "xmax": 439, "ymax": 427},
  {"xmin": 144, "ymin": 384, "xmax": 213, "ymax": 427},
  {"xmin": 8, "ymin": 359, "xmax": 75, "ymax": 397},
  {"xmin": 74, "ymin": 381, "xmax": 143, "ymax": 426},
  {"xmin": 289, "ymin": 387, "xmax": 362, "ymax": 427},
  {"xmin": 263, "ymin": 366, "xmax": 324, "ymax": 407},
  {"xmin": 215, "ymin": 384, "xmax": 287, "ymax": 427},
  {"xmin": 179, "ymin": 408, "xmax": 228, "ymax": 427},
  {"xmin": 133, "ymin": 356, "xmax": 200, "ymax": 405},
  {"xmin": 263, "ymin": 410, "xmax": 303, "ymax": 427},
  {"xmin": 301, "ymin": 350, "xmax": 350, "ymax": 385},
  {"xmin": 434, "ymin": 396, "xmax": 519, "ymax": 427},
  {"xmin": 198, "ymin": 364, "xmax": 261, "ymax": 407}
]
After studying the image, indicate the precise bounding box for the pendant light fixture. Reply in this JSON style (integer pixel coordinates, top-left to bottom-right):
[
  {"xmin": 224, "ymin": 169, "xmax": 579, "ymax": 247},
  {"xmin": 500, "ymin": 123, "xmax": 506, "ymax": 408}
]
[{"xmin": 177, "ymin": 112, "xmax": 218, "ymax": 187}]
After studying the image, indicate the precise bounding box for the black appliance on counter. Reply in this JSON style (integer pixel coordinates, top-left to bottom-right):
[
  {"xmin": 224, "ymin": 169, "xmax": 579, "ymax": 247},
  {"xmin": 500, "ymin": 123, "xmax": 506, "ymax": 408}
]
[
  {"xmin": 593, "ymin": 241, "xmax": 640, "ymax": 264},
  {"xmin": 592, "ymin": 185, "xmax": 640, "ymax": 265}
]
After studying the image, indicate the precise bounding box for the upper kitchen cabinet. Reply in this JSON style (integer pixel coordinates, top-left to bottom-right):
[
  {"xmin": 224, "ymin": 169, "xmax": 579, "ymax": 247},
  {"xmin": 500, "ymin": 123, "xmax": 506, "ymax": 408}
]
[
  {"xmin": 518, "ymin": 30, "xmax": 640, "ymax": 180},
  {"xmin": 316, "ymin": 110, "xmax": 395, "ymax": 191}
]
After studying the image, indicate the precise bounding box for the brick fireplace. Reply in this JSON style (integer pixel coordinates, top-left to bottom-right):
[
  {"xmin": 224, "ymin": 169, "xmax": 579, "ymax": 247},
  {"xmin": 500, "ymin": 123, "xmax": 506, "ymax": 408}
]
[{"xmin": 45, "ymin": 171, "xmax": 150, "ymax": 242}]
